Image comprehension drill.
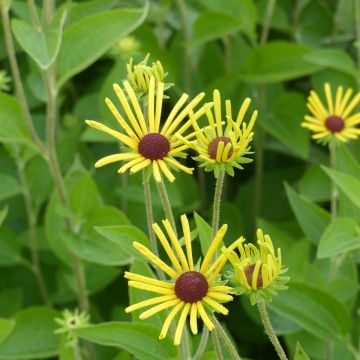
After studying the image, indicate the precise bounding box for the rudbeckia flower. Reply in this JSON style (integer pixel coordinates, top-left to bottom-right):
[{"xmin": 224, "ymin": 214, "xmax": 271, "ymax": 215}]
[
  {"xmin": 223, "ymin": 229, "xmax": 289, "ymax": 305},
  {"xmin": 124, "ymin": 214, "xmax": 241, "ymax": 345},
  {"xmin": 86, "ymin": 76, "xmax": 205, "ymax": 182},
  {"xmin": 302, "ymin": 83, "xmax": 360, "ymax": 143},
  {"xmin": 178, "ymin": 89, "xmax": 257, "ymax": 177}
]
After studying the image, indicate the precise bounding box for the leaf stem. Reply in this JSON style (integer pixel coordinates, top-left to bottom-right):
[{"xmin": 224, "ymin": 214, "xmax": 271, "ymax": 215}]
[
  {"xmin": 257, "ymin": 300, "xmax": 288, "ymax": 360},
  {"xmin": 329, "ymin": 142, "xmax": 337, "ymax": 220},
  {"xmin": 212, "ymin": 315, "xmax": 242, "ymax": 360},
  {"xmin": 0, "ymin": 3, "xmax": 47, "ymax": 155},
  {"xmin": 157, "ymin": 180, "xmax": 177, "ymax": 236},
  {"xmin": 193, "ymin": 328, "xmax": 209, "ymax": 360},
  {"xmin": 27, "ymin": 0, "xmax": 41, "ymax": 29},
  {"xmin": 212, "ymin": 328, "xmax": 224, "ymax": 360},
  {"xmin": 260, "ymin": 0, "xmax": 276, "ymax": 45}
]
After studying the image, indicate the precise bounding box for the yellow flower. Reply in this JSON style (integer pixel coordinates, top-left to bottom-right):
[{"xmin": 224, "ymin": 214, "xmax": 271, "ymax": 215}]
[
  {"xmin": 111, "ymin": 36, "xmax": 140, "ymax": 57},
  {"xmin": 86, "ymin": 76, "xmax": 205, "ymax": 182},
  {"xmin": 178, "ymin": 89, "xmax": 257, "ymax": 177},
  {"xmin": 223, "ymin": 229, "xmax": 289, "ymax": 305},
  {"xmin": 301, "ymin": 82, "xmax": 360, "ymax": 143},
  {"xmin": 127, "ymin": 54, "xmax": 172, "ymax": 97},
  {"xmin": 125, "ymin": 214, "xmax": 241, "ymax": 345}
]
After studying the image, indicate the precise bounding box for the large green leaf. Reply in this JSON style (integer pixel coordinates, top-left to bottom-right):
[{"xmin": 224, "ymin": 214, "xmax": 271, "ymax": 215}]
[
  {"xmin": 194, "ymin": 212, "xmax": 212, "ymax": 256},
  {"xmin": 0, "ymin": 306, "xmax": 60, "ymax": 359},
  {"xmin": 317, "ymin": 217, "xmax": 360, "ymax": 258},
  {"xmin": 11, "ymin": 8, "xmax": 67, "ymax": 69},
  {"xmin": 239, "ymin": 41, "xmax": 322, "ymax": 83},
  {"xmin": 57, "ymin": 5, "xmax": 147, "ymax": 87},
  {"xmin": 74, "ymin": 322, "xmax": 177, "ymax": 360},
  {"xmin": 285, "ymin": 183, "xmax": 331, "ymax": 244},
  {"xmin": 322, "ymin": 166, "xmax": 360, "ymax": 209},
  {"xmin": 0, "ymin": 174, "xmax": 21, "ymax": 202},
  {"xmin": 262, "ymin": 92, "xmax": 309, "ymax": 159},
  {"xmin": 269, "ymin": 282, "xmax": 351, "ymax": 342},
  {"xmin": 0, "ymin": 94, "xmax": 32, "ymax": 147},
  {"xmin": 0, "ymin": 319, "xmax": 15, "ymax": 344},
  {"xmin": 294, "ymin": 342, "xmax": 310, "ymax": 360}
]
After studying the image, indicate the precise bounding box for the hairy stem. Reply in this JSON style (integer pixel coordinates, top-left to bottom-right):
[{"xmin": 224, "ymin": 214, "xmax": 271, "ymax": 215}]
[
  {"xmin": 212, "ymin": 170, "xmax": 225, "ymax": 237},
  {"xmin": 193, "ymin": 328, "xmax": 209, "ymax": 360},
  {"xmin": 260, "ymin": 0, "xmax": 276, "ymax": 45},
  {"xmin": 14, "ymin": 149, "xmax": 50, "ymax": 305},
  {"xmin": 355, "ymin": 0, "xmax": 360, "ymax": 72},
  {"xmin": 212, "ymin": 329, "xmax": 224, "ymax": 360},
  {"xmin": 212, "ymin": 315, "xmax": 242, "ymax": 360},
  {"xmin": 0, "ymin": 4, "xmax": 46, "ymax": 155},
  {"xmin": 329, "ymin": 142, "xmax": 337, "ymax": 220},
  {"xmin": 257, "ymin": 300, "xmax": 288, "ymax": 360},
  {"xmin": 157, "ymin": 180, "xmax": 177, "ymax": 236}
]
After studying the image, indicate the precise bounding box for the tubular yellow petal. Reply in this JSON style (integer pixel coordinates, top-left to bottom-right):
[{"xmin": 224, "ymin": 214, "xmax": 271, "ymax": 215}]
[
  {"xmin": 203, "ymin": 296, "xmax": 229, "ymax": 315},
  {"xmin": 124, "ymin": 272, "xmax": 174, "ymax": 289},
  {"xmin": 154, "ymin": 82, "xmax": 165, "ymax": 133},
  {"xmin": 345, "ymin": 113, "xmax": 360, "ymax": 126},
  {"xmin": 222, "ymin": 143, "xmax": 232, "ymax": 162},
  {"xmin": 112, "ymin": 84, "xmax": 144, "ymax": 138},
  {"xmin": 341, "ymin": 130, "xmax": 358, "ymax": 139},
  {"xmin": 236, "ymin": 98, "xmax": 251, "ymax": 126},
  {"xmin": 159, "ymin": 302, "xmax": 184, "ymax": 340},
  {"xmin": 312, "ymin": 131, "xmax": 329, "ymax": 139},
  {"xmin": 252, "ymin": 261, "xmax": 262, "ymax": 289},
  {"xmin": 215, "ymin": 141, "xmax": 225, "ymax": 162},
  {"xmin": 139, "ymin": 298, "xmax": 180, "ymax": 320},
  {"xmin": 174, "ymin": 303, "xmax": 191, "ymax": 345},
  {"xmin": 152, "ymin": 161, "xmax": 162, "ymax": 183},
  {"xmin": 334, "ymin": 86, "xmax": 343, "ymax": 115},
  {"xmin": 105, "ymin": 97, "xmax": 139, "ymax": 140},
  {"xmin": 180, "ymin": 215, "xmax": 194, "ymax": 270},
  {"xmin": 168, "ymin": 144, "xmax": 189, "ymax": 155},
  {"xmin": 342, "ymin": 93, "xmax": 360, "ymax": 119},
  {"xmin": 197, "ymin": 301, "xmax": 214, "ymax": 331},
  {"xmin": 148, "ymin": 77, "xmax": 156, "ymax": 133},
  {"xmin": 207, "ymin": 257, "xmax": 227, "ymax": 285},
  {"xmin": 123, "ymin": 81, "xmax": 148, "ymax": 135},
  {"xmin": 164, "ymin": 92, "xmax": 206, "ymax": 137},
  {"xmin": 118, "ymin": 157, "xmax": 146, "ymax": 174},
  {"xmin": 162, "ymin": 219, "xmax": 189, "ymax": 271},
  {"xmin": 304, "ymin": 115, "xmax": 322, "ymax": 124},
  {"xmin": 237, "ymin": 267, "xmax": 251, "ymax": 290},
  {"xmin": 161, "ymin": 93, "xmax": 189, "ymax": 135},
  {"xmin": 189, "ymin": 111, "xmax": 208, "ymax": 144},
  {"xmin": 128, "ymin": 281, "xmax": 174, "ymax": 295},
  {"xmin": 208, "ymin": 285, "xmax": 233, "ymax": 293},
  {"xmin": 190, "ymin": 303, "xmax": 198, "ymax": 335},
  {"xmin": 243, "ymin": 110, "xmax": 257, "ymax": 138},
  {"xmin": 335, "ymin": 132, "xmax": 347, "ymax": 142},
  {"xmin": 225, "ymin": 99, "xmax": 232, "ymax": 121},
  {"xmin": 129, "ymin": 159, "xmax": 151, "ymax": 174},
  {"xmin": 152, "ymin": 223, "xmax": 183, "ymax": 274},
  {"xmin": 133, "ymin": 242, "xmax": 178, "ymax": 279},
  {"xmin": 338, "ymin": 88, "xmax": 353, "ymax": 116},
  {"xmin": 307, "ymin": 101, "xmax": 324, "ymax": 120},
  {"xmin": 309, "ymin": 91, "xmax": 329, "ymax": 118},
  {"xmin": 125, "ymin": 295, "xmax": 177, "ymax": 313},
  {"xmin": 95, "ymin": 153, "xmax": 140, "ymax": 167},
  {"xmin": 204, "ymin": 102, "xmax": 217, "ymax": 138},
  {"xmin": 85, "ymin": 120, "xmax": 138, "ymax": 149},
  {"xmin": 324, "ymin": 83, "xmax": 334, "ymax": 115},
  {"xmin": 213, "ymin": 90, "xmax": 223, "ymax": 136},
  {"xmin": 200, "ymin": 224, "xmax": 228, "ymax": 274},
  {"xmin": 158, "ymin": 160, "xmax": 176, "ymax": 182},
  {"xmin": 163, "ymin": 157, "xmax": 194, "ymax": 174},
  {"xmin": 261, "ymin": 264, "xmax": 269, "ymax": 288},
  {"xmin": 206, "ymin": 293, "xmax": 233, "ymax": 303}
]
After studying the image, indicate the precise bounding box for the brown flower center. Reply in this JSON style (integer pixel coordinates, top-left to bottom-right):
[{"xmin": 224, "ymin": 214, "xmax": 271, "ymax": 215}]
[
  {"xmin": 245, "ymin": 264, "xmax": 263, "ymax": 289},
  {"xmin": 325, "ymin": 116, "xmax": 345, "ymax": 133},
  {"xmin": 175, "ymin": 271, "xmax": 208, "ymax": 303},
  {"xmin": 138, "ymin": 133, "xmax": 170, "ymax": 160},
  {"xmin": 208, "ymin": 136, "xmax": 233, "ymax": 160}
]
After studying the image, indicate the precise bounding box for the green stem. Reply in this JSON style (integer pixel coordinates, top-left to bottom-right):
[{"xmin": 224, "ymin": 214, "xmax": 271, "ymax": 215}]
[
  {"xmin": 223, "ymin": 36, "xmax": 232, "ymax": 74},
  {"xmin": 212, "ymin": 329, "xmax": 224, "ymax": 360},
  {"xmin": 73, "ymin": 342, "xmax": 82, "ymax": 360},
  {"xmin": 212, "ymin": 170, "xmax": 225, "ymax": 237},
  {"xmin": 193, "ymin": 328, "xmax": 209, "ymax": 360},
  {"xmin": 329, "ymin": 142, "xmax": 337, "ymax": 220},
  {"xmin": 157, "ymin": 180, "xmax": 177, "ymax": 236},
  {"xmin": 355, "ymin": 0, "xmax": 360, "ymax": 73},
  {"xmin": 347, "ymin": 341, "xmax": 360, "ymax": 360},
  {"xmin": 0, "ymin": 4, "xmax": 47, "ymax": 155},
  {"xmin": 257, "ymin": 300, "xmax": 288, "ymax": 360},
  {"xmin": 212, "ymin": 315, "xmax": 242, "ymax": 360},
  {"xmin": 14, "ymin": 149, "xmax": 50, "ymax": 305},
  {"xmin": 27, "ymin": 0, "xmax": 41, "ymax": 29},
  {"xmin": 260, "ymin": 0, "xmax": 276, "ymax": 45}
]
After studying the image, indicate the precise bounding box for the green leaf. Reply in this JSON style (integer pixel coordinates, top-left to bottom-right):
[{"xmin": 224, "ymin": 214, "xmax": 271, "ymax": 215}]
[
  {"xmin": 304, "ymin": 48, "xmax": 357, "ymax": 77},
  {"xmin": 74, "ymin": 322, "xmax": 177, "ymax": 360},
  {"xmin": 0, "ymin": 207, "xmax": 8, "ymax": 227},
  {"xmin": 294, "ymin": 342, "xmax": 310, "ymax": 360},
  {"xmin": 0, "ymin": 306, "xmax": 60, "ymax": 359},
  {"xmin": 285, "ymin": 183, "xmax": 331, "ymax": 244},
  {"xmin": 269, "ymin": 282, "xmax": 352, "ymax": 342},
  {"xmin": 298, "ymin": 165, "xmax": 330, "ymax": 202},
  {"xmin": 317, "ymin": 217, "xmax": 360, "ymax": 258},
  {"xmin": 0, "ymin": 174, "xmax": 21, "ymax": 202},
  {"xmin": 262, "ymin": 92, "xmax": 309, "ymax": 159},
  {"xmin": 322, "ymin": 166, "xmax": 360, "ymax": 209},
  {"xmin": 69, "ymin": 173, "xmax": 102, "ymax": 221},
  {"xmin": 0, "ymin": 94, "xmax": 32, "ymax": 147},
  {"xmin": 239, "ymin": 41, "xmax": 322, "ymax": 83},
  {"xmin": 192, "ymin": 11, "xmax": 241, "ymax": 46},
  {"xmin": 194, "ymin": 212, "xmax": 212, "ymax": 256},
  {"xmin": 57, "ymin": 5, "xmax": 147, "ymax": 87},
  {"xmin": 11, "ymin": 8, "xmax": 67, "ymax": 69},
  {"xmin": 0, "ymin": 318, "xmax": 15, "ymax": 344},
  {"xmin": 0, "ymin": 227, "xmax": 22, "ymax": 266}
]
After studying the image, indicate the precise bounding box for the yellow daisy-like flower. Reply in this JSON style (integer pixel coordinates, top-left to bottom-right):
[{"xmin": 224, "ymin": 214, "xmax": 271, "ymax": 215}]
[
  {"xmin": 301, "ymin": 82, "xmax": 360, "ymax": 143},
  {"xmin": 223, "ymin": 229, "xmax": 289, "ymax": 305},
  {"xmin": 85, "ymin": 76, "xmax": 205, "ymax": 182},
  {"xmin": 179, "ymin": 89, "xmax": 257, "ymax": 177},
  {"xmin": 125, "ymin": 214, "xmax": 242, "ymax": 345}
]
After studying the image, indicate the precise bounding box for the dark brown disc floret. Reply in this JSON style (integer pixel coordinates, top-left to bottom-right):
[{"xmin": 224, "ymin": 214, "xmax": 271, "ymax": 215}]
[
  {"xmin": 138, "ymin": 133, "xmax": 170, "ymax": 160},
  {"xmin": 208, "ymin": 136, "xmax": 233, "ymax": 160},
  {"xmin": 175, "ymin": 271, "xmax": 208, "ymax": 303},
  {"xmin": 245, "ymin": 264, "xmax": 263, "ymax": 289},
  {"xmin": 325, "ymin": 115, "xmax": 345, "ymax": 133}
]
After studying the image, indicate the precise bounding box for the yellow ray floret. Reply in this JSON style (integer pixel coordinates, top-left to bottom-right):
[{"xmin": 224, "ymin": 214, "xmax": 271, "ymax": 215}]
[
  {"xmin": 86, "ymin": 76, "xmax": 206, "ymax": 182},
  {"xmin": 124, "ymin": 214, "xmax": 235, "ymax": 345},
  {"xmin": 301, "ymin": 82, "xmax": 360, "ymax": 144}
]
